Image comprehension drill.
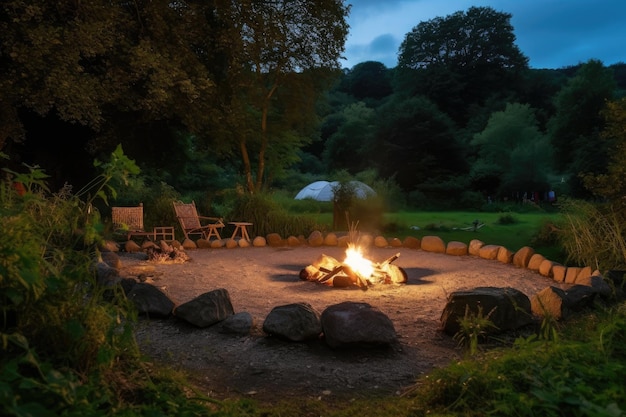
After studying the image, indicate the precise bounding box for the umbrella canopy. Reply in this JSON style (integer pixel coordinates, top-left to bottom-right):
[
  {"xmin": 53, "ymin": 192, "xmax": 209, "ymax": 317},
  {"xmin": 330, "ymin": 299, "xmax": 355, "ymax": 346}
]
[{"xmin": 294, "ymin": 180, "xmax": 376, "ymax": 201}]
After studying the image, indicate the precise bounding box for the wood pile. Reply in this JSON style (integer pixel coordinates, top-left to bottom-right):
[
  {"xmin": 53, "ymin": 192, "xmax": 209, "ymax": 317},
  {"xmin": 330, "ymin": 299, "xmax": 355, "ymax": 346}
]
[{"xmin": 299, "ymin": 252, "xmax": 407, "ymax": 290}]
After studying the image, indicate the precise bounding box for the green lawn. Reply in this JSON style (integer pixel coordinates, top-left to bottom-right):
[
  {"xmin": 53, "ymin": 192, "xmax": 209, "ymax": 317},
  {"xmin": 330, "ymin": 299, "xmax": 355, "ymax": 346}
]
[{"xmin": 307, "ymin": 210, "xmax": 566, "ymax": 263}]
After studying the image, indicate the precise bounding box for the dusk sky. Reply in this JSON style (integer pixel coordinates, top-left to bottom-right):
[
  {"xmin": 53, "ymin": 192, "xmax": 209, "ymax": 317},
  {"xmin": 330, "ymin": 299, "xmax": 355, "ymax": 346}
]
[{"xmin": 342, "ymin": 0, "xmax": 626, "ymax": 70}]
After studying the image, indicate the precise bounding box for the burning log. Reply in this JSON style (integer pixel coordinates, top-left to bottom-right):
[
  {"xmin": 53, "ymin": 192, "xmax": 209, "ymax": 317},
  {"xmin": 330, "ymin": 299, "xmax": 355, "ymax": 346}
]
[
  {"xmin": 378, "ymin": 253, "xmax": 400, "ymax": 268},
  {"xmin": 317, "ymin": 265, "xmax": 344, "ymax": 283},
  {"xmin": 299, "ymin": 250, "xmax": 407, "ymax": 289}
]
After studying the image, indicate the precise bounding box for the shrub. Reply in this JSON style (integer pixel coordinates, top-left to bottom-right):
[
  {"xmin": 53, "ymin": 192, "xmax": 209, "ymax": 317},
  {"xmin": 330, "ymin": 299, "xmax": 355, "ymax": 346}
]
[
  {"xmin": 227, "ymin": 192, "xmax": 322, "ymax": 237},
  {"xmin": 531, "ymin": 218, "xmax": 562, "ymax": 247},
  {"xmin": 1, "ymin": 161, "xmax": 141, "ymax": 415},
  {"xmin": 496, "ymin": 213, "xmax": 518, "ymax": 225},
  {"xmin": 459, "ymin": 190, "xmax": 488, "ymax": 210},
  {"xmin": 1, "ymin": 149, "xmax": 242, "ymax": 416}
]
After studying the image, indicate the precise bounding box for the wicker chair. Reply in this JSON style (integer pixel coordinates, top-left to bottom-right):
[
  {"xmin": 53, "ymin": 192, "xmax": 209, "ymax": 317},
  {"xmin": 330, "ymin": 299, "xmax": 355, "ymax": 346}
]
[
  {"xmin": 112, "ymin": 203, "xmax": 150, "ymax": 241},
  {"xmin": 173, "ymin": 200, "xmax": 224, "ymax": 241}
]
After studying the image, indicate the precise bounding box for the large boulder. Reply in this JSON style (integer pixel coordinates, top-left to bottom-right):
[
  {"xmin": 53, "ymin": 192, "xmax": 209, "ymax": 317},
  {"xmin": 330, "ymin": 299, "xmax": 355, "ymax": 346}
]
[
  {"xmin": 478, "ymin": 244, "xmax": 501, "ymax": 260},
  {"xmin": 100, "ymin": 252, "xmax": 122, "ymax": 271},
  {"xmin": 219, "ymin": 312, "xmax": 255, "ymax": 335},
  {"xmin": 374, "ymin": 236, "xmax": 388, "ymax": 248},
  {"xmin": 175, "ymin": 288, "xmax": 235, "ymax": 327},
  {"xmin": 440, "ymin": 287, "xmax": 533, "ymax": 336},
  {"xmin": 127, "ymin": 283, "xmax": 174, "ymax": 318},
  {"xmin": 321, "ymin": 302, "xmax": 397, "ymax": 348},
  {"xmin": 324, "ymin": 233, "xmax": 338, "ymax": 246},
  {"xmin": 468, "ymin": 239, "xmax": 484, "ymax": 256},
  {"xmin": 263, "ymin": 302, "xmax": 322, "ymax": 342}
]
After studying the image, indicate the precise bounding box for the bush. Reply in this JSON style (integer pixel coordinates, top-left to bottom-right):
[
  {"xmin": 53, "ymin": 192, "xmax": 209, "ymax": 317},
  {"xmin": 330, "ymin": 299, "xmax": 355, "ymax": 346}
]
[
  {"xmin": 459, "ymin": 190, "xmax": 488, "ymax": 210},
  {"xmin": 531, "ymin": 218, "xmax": 562, "ymax": 247},
  {"xmin": 496, "ymin": 213, "xmax": 518, "ymax": 225},
  {"xmin": 1, "ymin": 150, "xmax": 250, "ymax": 416},
  {"xmin": 1, "ymin": 163, "xmax": 140, "ymax": 415},
  {"xmin": 227, "ymin": 192, "xmax": 322, "ymax": 238}
]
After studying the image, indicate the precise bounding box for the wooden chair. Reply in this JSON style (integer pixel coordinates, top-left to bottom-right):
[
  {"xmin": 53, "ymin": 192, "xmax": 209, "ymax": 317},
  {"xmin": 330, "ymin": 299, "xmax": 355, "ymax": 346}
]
[
  {"xmin": 112, "ymin": 203, "xmax": 152, "ymax": 241},
  {"xmin": 173, "ymin": 200, "xmax": 224, "ymax": 241}
]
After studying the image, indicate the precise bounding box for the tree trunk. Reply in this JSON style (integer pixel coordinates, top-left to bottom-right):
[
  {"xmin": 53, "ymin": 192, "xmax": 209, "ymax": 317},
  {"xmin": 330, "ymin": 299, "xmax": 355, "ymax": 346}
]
[
  {"xmin": 254, "ymin": 82, "xmax": 279, "ymax": 193},
  {"xmin": 240, "ymin": 139, "xmax": 255, "ymax": 193}
]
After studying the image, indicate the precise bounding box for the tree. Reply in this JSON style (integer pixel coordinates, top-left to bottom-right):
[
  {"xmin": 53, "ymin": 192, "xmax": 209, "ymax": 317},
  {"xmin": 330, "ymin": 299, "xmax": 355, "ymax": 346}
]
[
  {"xmin": 471, "ymin": 103, "xmax": 553, "ymax": 197},
  {"xmin": 375, "ymin": 95, "xmax": 467, "ymax": 193},
  {"xmin": 0, "ymin": 0, "xmax": 219, "ymax": 187},
  {"xmin": 208, "ymin": 0, "xmax": 349, "ymax": 193},
  {"xmin": 581, "ymin": 97, "xmax": 626, "ymax": 201},
  {"xmin": 0, "ymin": 1, "xmax": 349, "ymax": 194},
  {"xmin": 339, "ymin": 61, "xmax": 392, "ymax": 102},
  {"xmin": 548, "ymin": 59, "xmax": 617, "ymax": 197},
  {"xmin": 395, "ymin": 6, "xmax": 528, "ymax": 126},
  {"xmin": 322, "ymin": 102, "xmax": 376, "ymax": 173}
]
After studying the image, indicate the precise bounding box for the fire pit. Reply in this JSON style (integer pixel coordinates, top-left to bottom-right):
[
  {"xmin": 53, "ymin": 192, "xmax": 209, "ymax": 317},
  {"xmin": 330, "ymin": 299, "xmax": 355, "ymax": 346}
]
[{"xmin": 299, "ymin": 245, "xmax": 407, "ymax": 289}]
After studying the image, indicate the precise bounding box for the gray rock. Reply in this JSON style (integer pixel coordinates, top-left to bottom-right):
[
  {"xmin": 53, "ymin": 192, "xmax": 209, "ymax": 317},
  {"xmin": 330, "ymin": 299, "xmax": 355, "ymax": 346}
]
[
  {"xmin": 564, "ymin": 285, "xmax": 598, "ymax": 312},
  {"xmin": 219, "ymin": 312, "xmax": 255, "ymax": 335},
  {"xmin": 127, "ymin": 283, "xmax": 174, "ymax": 318},
  {"xmin": 174, "ymin": 288, "xmax": 234, "ymax": 327},
  {"xmin": 321, "ymin": 301, "xmax": 397, "ymax": 348},
  {"xmin": 440, "ymin": 287, "xmax": 533, "ymax": 336},
  {"xmin": 263, "ymin": 302, "xmax": 322, "ymax": 341}
]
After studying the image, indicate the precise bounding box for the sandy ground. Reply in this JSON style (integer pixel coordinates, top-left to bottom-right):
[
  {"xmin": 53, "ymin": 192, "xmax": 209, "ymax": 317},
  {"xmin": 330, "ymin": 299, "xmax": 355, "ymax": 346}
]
[{"xmin": 125, "ymin": 245, "xmax": 565, "ymax": 405}]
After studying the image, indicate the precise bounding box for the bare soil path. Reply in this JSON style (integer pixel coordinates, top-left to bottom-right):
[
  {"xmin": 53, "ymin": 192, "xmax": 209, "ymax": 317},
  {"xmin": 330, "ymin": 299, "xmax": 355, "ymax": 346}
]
[{"xmin": 125, "ymin": 245, "xmax": 563, "ymax": 405}]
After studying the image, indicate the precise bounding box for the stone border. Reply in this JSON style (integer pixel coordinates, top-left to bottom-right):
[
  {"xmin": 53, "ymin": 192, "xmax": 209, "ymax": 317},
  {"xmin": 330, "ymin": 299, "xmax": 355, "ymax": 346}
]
[{"xmin": 110, "ymin": 229, "xmax": 614, "ymax": 320}]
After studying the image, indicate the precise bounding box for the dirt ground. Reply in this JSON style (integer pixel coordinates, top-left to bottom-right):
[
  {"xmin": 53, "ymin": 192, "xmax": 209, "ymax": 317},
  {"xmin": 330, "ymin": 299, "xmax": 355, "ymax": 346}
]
[{"xmin": 124, "ymin": 245, "xmax": 564, "ymax": 405}]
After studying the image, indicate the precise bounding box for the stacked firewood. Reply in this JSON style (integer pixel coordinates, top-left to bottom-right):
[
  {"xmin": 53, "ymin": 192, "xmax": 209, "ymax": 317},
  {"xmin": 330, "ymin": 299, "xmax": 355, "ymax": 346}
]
[{"xmin": 299, "ymin": 252, "xmax": 407, "ymax": 290}]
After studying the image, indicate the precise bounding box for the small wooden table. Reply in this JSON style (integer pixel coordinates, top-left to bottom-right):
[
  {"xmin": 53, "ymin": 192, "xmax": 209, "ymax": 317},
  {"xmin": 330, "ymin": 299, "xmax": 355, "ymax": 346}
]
[
  {"xmin": 153, "ymin": 226, "xmax": 175, "ymax": 241},
  {"xmin": 229, "ymin": 222, "xmax": 253, "ymax": 242}
]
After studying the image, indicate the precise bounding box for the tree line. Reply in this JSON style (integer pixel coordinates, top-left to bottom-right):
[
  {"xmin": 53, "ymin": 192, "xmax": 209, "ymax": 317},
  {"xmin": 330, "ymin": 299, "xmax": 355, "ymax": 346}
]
[
  {"xmin": 306, "ymin": 6, "xmax": 626, "ymax": 208},
  {"xmin": 2, "ymin": 3, "xmax": 625, "ymax": 208}
]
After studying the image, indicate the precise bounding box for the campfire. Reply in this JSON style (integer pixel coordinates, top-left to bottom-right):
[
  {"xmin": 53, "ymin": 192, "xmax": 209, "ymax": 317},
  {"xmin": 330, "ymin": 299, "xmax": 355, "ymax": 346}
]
[{"xmin": 299, "ymin": 244, "xmax": 407, "ymax": 290}]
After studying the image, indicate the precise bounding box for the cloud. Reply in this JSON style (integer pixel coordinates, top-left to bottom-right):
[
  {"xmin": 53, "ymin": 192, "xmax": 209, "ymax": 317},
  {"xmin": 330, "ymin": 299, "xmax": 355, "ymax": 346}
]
[
  {"xmin": 344, "ymin": 0, "xmax": 626, "ymax": 69},
  {"xmin": 343, "ymin": 34, "xmax": 399, "ymax": 69}
]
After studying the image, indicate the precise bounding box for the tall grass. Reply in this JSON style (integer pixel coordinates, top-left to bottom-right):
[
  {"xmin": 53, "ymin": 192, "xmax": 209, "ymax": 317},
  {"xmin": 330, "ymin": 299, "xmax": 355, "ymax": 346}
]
[{"xmin": 558, "ymin": 199, "xmax": 626, "ymax": 271}]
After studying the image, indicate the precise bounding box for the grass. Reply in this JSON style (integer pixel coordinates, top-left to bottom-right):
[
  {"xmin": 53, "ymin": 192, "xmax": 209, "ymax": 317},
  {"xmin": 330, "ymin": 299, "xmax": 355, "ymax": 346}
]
[{"xmin": 304, "ymin": 210, "xmax": 566, "ymax": 263}]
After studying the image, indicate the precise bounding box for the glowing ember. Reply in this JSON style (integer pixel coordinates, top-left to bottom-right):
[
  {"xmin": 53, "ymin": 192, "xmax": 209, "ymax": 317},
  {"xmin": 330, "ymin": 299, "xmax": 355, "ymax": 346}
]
[{"xmin": 344, "ymin": 246, "xmax": 373, "ymax": 278}]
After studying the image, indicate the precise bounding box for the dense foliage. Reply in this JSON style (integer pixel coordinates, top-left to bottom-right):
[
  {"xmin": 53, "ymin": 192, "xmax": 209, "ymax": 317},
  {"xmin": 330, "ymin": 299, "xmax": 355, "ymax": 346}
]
[
  {"xmin": 1, "ymin": 4, "xmax": 624, "ymax": 206},
  {"xmin": 0, "ymin": 154, "xmax": 273, "ymax": 416},
  {"xmin": 2, "ymin": 3, "xmax": 626, "ymax": 416},
  {"xmin": 0, "ymin": 0, "xmax": 349, "ymax": 194}
]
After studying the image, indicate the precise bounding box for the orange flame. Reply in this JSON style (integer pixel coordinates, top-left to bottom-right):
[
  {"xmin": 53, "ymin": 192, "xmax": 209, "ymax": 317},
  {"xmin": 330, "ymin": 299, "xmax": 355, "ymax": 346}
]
[{"xmin": 344, "ymin": 245, "xmax": 373, "ymax": 277}]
